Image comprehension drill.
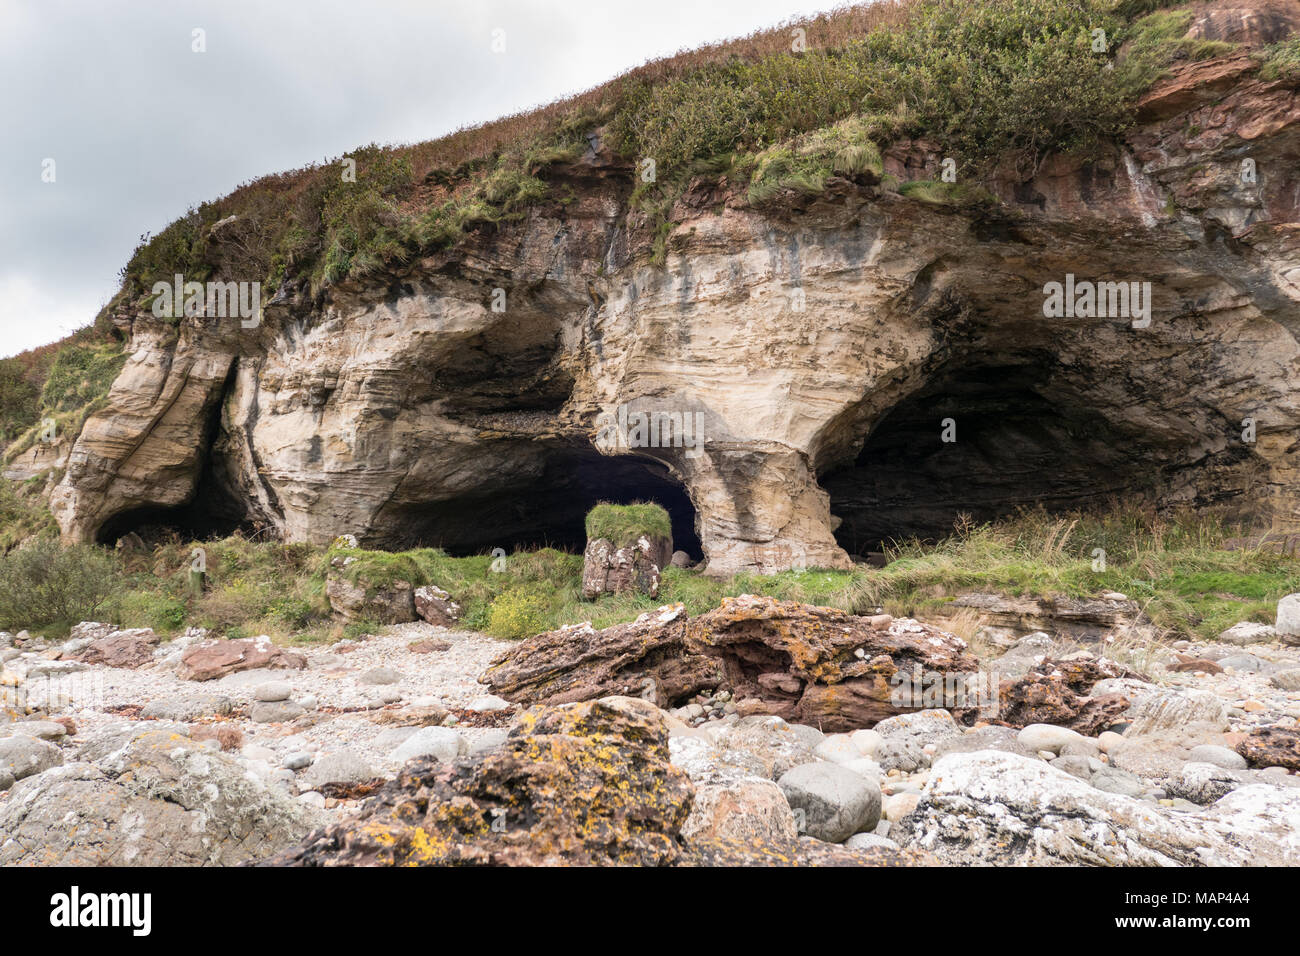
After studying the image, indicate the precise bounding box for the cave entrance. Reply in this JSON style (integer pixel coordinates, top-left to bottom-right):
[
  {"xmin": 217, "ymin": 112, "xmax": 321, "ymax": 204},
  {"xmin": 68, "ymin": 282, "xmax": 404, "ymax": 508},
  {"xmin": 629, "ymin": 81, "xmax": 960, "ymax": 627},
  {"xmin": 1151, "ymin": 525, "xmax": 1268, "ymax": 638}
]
[
  {"xmin": 398, "ymin": 445, "xmax": 703, "ymax": 559},
  {"xmin": 95, "ymin": 498, "xmax": 252, "ymax": 547},
  {"xmin": 821, "ymin": 359, "xmax": 1173, "ymax": 555}
]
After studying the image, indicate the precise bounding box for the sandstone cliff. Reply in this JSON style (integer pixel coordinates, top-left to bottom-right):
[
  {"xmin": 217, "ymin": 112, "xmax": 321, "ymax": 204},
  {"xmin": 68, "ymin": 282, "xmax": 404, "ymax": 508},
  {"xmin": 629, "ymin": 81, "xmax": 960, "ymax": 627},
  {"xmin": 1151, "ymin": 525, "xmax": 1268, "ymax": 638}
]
[{"xmin": 48, "ymin": 1, "xmax": 1300, "ymax": 574}]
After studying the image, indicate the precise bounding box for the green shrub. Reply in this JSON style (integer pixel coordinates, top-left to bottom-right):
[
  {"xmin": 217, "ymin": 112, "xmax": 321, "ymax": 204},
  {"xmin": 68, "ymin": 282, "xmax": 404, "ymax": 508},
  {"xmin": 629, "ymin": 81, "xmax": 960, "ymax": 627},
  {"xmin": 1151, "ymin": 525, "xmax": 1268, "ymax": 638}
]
[
  {"xmin": 0, "ymin": 539, "xmax": 120, "ymax": 632},
  {"xmin": 485, "ymin": 588, "xmax": 552, "ymax": 639},
  {"xmin": 115, "ymin": 589, "xmax": 187, "ymax": 634},
  {"xmin": 1261, "ymin": 36, "xmax": 1300, "ymax": 80},
  {"xmin": 0, "ymin": 480, "xmax": 57, "ymax": 552},
  {"xmin": 585, "ymin": 502, "xmax": 673, "ymax": 547}
]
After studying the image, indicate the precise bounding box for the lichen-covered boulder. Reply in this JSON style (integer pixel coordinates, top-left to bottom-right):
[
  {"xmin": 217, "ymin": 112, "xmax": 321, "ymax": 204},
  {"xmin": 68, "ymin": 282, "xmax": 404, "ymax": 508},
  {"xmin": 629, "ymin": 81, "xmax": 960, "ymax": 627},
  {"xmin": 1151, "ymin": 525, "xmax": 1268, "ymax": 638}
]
[
  {"xmin": 413, "ymin": 584, "xmax": 461, "ymax": 626},
  {"xmin": 270, "ymin": 696, "xmax": 695, "ymax": 866}
]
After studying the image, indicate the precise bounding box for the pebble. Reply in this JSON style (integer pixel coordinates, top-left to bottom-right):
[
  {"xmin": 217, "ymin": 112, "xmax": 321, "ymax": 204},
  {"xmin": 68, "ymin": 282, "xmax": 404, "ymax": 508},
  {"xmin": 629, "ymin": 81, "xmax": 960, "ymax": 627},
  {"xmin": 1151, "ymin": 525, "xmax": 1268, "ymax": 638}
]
[
  {"xmin": 284, "ymin": 752, "xmax": 314, "ymax": 770},
  {"xmin": 250, "ymin": 700, "xmax": 306, "ymax": 723},
  {"xmin": 1018, "ymin": 724, "xmax": 1085, "ymax": 754},
  {"xmin": 849, "ymin": 728, "xmax": 882, "ymax": 758},
  {"xmin": 389, "ymin": 727, "xmax": 465, "ymax": 764},
  {"xmin": 1186, "ymin": 744, "xmax": 1247, "ymax": 770},
  {"xmin": 466, "ymin": 694, "xmax": 510, "ymax": 712},
  {"xmin": 254, "ymin": 681, "xmax": 293, "ymax": 702},
  {"xmin": 359, "ymin": 666, "xmax": 401, "ymax": 685}
]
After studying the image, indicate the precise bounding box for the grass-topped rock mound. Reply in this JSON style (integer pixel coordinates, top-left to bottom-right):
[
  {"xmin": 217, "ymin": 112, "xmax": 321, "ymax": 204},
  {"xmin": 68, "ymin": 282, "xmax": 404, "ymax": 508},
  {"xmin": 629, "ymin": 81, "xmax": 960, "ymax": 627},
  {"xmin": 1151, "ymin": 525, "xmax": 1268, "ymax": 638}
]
[
  {"xmin": 581, "ymin": 502, "xmax": 674, "ymax": 600},
  {"xmin": 325, "ymin": 547, "xmax": 427, "ymax": 625}
]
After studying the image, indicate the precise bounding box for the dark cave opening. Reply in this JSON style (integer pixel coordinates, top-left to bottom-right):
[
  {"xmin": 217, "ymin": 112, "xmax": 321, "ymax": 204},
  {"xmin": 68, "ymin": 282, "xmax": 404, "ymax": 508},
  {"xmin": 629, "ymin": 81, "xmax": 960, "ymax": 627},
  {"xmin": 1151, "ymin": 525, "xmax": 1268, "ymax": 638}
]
[
  {"xmin": 394, "ymin": 445, "xmax": 703, "ymax": 559},
  {"xmin": 95, "ymin": 495, "xmax": 252, "ymax": 547},
  {"xmin": 821, "ymin": 361, "xmax": 1172, "ymax": 555},
  {"xmin": 96, "ymin": 360, "xmax": 260, "ymax": 547}
]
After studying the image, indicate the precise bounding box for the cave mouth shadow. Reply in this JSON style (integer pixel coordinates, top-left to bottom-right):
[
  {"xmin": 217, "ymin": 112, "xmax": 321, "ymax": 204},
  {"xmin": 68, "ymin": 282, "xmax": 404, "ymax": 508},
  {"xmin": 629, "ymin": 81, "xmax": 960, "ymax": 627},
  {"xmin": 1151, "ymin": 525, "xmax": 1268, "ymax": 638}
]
[
  {"xmin": 820, "ymin": 361, "xmax": 1175, "ymax": 557},
  {"xmin": 95, "ymin": 499, "xmax": 254, "ymax": 547},
  {"xmin": 393, "ymin": 445, "xmax": 703, "ymax": 559}
]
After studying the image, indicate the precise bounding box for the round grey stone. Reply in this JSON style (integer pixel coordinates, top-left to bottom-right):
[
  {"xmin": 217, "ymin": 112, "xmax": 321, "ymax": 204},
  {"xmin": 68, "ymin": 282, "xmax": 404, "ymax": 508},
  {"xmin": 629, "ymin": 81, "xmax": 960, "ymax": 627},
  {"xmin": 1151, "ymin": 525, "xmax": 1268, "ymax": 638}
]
[
  {"xmin": 250, "ymin": 700, "xmax": 306, "ymax": 724},
  {"xmin": 389, "ymin": 727, "xmax": 465, "ymax": 764},
  {"xmin": 303, "ymin": 752, "xmax": 375, "ymax": 789},
  {"xmin": 1186, "ymin": 744, "xmax": 1247, "ymax": 770},
  {"xmin": 876, "ymin": 737, "xmax": 925, "ymax": 773},
  {"xmin": 778, "ymin": 761, "xmax": 881, "ymax": 843},
  {"xmin": 283, "ymin": 752, "xmax": 313, "ymax": 771},
  {"xmin": 254, "ymin": 681, "xmax": 293, "ymax": 702}
]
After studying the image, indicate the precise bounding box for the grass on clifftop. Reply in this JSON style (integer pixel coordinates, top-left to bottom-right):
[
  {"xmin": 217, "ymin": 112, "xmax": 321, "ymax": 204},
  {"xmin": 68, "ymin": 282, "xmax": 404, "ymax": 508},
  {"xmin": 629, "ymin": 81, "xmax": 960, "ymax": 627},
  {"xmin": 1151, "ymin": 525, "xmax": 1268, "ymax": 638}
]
[
  {"xmin": 585, "ymin": 502, "xmax": 672, "ymax": 547},
  {"xmin": 0, "ymin": 326, "xmax": 123, "ymax": 457},
  {"xmin": 108, "ymin": 0, "xmax": 1234, "ymax": 298}
]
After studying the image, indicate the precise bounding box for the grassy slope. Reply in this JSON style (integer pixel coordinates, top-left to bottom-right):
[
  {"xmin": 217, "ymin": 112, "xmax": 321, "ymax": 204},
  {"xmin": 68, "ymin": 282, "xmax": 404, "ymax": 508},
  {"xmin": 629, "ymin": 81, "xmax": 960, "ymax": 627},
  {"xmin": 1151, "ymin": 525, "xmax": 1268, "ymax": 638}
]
[
  {"xmin": 49, "ymin": 505, "xmax": 1291, "ymax": 645},
  {"xmin": 111, "ymin": 0, "xmax": 1223, "ymax": 295}
]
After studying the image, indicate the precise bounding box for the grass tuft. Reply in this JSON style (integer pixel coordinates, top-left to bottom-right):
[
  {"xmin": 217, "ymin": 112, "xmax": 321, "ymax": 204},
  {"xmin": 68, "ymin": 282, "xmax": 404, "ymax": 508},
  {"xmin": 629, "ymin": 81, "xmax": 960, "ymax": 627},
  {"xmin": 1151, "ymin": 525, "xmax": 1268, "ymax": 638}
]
[{"xmin": 584, "ymin": 502, "xmax": 673, "ymax": 547}]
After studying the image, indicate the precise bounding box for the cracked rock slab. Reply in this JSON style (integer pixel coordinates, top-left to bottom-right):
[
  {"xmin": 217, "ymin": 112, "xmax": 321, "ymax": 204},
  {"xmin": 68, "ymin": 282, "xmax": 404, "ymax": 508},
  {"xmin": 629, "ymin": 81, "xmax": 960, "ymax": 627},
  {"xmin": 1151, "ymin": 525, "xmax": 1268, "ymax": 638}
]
[{"xmin": 899, "ymin": 750, "xmax": 1300, "ymax": 866}]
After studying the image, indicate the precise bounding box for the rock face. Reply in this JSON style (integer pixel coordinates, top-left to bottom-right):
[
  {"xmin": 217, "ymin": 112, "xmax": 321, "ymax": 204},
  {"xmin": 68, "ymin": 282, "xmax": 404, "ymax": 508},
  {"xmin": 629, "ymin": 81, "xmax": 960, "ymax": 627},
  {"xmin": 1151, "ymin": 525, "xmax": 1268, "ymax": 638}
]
[
  {"xmin": 481, "ymin": 596, "xmax": 978, "ymax": 731},
  {"xmin": 581, "ymin": 534, "xmax": 671, "ymax": 599},
  {"xmin": 687, "ymin": 595, "xmax": 979, "ymax": 732},
  {"xmin": 47, "ymin": 25, "xmax": 1300, "ymax": 572},
  {"xmin": 0, "ymin": 729, "xmax": 319, "ymax": 865},
  {"xmin": 995, "ymin": 655, "xmax": 1141, "ymax": 734},
  {"xmin": 479, "ymin": 604, "xmax": 723, "ymax": 709},
  {"xmin": 940, "ymin": 593, "xmax": 1150, "ymax": 645},
  {"xmin": 901, "ymin": 751, "xmax": 1300, "ymax": 866}
]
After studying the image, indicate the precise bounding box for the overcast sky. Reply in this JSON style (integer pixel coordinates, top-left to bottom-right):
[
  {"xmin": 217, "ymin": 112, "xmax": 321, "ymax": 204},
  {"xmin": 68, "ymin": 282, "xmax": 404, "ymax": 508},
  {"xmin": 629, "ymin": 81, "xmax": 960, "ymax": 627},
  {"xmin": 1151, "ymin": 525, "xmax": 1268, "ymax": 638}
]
[{"xmin": 0, "ymin": 0, "xmax": 849, "ymax": 357}]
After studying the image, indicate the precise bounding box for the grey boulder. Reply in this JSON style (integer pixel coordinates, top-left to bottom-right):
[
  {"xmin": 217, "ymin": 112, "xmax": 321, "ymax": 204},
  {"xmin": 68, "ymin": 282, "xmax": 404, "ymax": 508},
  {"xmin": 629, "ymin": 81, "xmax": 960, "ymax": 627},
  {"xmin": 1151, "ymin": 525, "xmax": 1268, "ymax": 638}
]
[{"xmin": 777, "ymin": 761, "xmax": 881, "ymax": 843}]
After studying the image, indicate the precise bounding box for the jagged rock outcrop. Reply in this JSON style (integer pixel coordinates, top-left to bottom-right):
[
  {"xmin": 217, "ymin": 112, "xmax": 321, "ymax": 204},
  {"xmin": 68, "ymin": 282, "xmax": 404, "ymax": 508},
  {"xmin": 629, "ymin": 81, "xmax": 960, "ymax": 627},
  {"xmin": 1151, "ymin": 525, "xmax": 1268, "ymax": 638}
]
[
  {"xmin": 482, "ymin": 596, "xmax": 979, "ymax": 732},
  {"xmin": 687, "ymin": 596, "xmax": 979, "ymax": 731},
  {"xmin": 581, "ymin": 534, "xmax": 671, "ymax": 599},
  {"xmin": 994, "ymin": 655, "xmax": 1144, "ymax": 734},
  {"xmin": 1237, "ymin": 725, "xmax": 1300, "ymax": 769},
  {"xmin": 479, "ymin": 604, "xmax": 724, "ymax": 709},
  {"xmin": 49, "ymin": 8, "xmax": 1300, "ymax": 573}
]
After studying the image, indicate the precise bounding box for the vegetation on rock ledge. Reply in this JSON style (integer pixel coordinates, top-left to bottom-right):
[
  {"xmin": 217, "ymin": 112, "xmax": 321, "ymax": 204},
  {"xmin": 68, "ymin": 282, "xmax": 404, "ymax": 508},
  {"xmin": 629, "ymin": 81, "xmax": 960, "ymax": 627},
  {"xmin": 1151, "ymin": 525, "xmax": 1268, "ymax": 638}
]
[{"xmin": 106, "ymin": 0, "xmax": 1234, "ymax": 301}]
